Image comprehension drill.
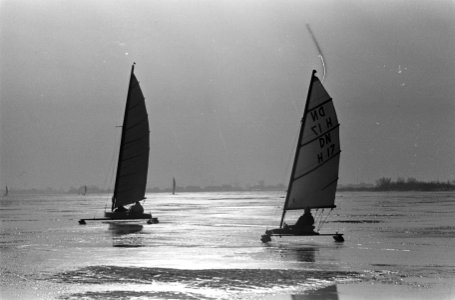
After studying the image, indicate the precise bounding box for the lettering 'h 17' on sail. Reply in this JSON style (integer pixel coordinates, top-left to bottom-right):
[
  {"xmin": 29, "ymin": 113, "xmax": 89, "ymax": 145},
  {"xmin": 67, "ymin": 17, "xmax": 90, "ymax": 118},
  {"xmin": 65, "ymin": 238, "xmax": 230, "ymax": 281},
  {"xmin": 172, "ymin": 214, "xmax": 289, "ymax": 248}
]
[{"xmin": 261, "ymin": 70, "xmax": 343, "ymax": 242}]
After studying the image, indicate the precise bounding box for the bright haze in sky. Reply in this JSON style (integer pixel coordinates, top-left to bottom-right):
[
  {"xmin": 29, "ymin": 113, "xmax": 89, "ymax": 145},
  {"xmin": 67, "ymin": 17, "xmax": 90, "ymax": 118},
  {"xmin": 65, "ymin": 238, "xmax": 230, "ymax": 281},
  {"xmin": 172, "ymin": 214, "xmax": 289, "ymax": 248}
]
[{"xmin": 1, "ymin": 0, "xmax": 454, "ymax": 190}]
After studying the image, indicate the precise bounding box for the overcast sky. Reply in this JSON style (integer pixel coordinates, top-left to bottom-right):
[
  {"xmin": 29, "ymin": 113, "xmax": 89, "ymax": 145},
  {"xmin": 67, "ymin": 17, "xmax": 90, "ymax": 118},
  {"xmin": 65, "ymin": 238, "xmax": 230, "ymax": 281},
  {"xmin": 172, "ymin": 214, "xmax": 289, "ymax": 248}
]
[{"xmin": 1, "ymin": 0, "xmax": 454, "ymax": 190}]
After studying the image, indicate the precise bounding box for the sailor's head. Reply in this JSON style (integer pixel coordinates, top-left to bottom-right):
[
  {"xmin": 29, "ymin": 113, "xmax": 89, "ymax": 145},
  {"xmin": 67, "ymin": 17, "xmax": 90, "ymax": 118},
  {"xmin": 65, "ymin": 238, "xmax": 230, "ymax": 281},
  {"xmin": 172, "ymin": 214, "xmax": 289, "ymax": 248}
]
[{"xmin": 304, "ymin": 207, "xmax": 310, "ymax": 214}]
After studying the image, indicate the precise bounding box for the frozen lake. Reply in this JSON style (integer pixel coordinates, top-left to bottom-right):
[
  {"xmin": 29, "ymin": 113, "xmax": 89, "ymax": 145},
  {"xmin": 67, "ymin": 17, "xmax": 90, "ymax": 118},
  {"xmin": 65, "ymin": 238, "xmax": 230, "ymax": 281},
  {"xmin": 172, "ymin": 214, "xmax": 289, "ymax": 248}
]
[{"xmin": 1, "ymin": 191, "xmax": 454, "ymax": 299}]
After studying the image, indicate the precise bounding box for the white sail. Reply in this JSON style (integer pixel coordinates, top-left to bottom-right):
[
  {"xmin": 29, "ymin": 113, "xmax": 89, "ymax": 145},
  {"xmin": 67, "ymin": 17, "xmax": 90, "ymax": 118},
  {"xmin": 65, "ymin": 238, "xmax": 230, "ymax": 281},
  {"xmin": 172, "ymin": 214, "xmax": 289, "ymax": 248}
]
[
  {"xmin": 112, "ymin": 64, "xmax": 150, "ymax": 209},
  {"xmin": 283, "ymin": 70, "xmax": 340, "ymax": 211}
]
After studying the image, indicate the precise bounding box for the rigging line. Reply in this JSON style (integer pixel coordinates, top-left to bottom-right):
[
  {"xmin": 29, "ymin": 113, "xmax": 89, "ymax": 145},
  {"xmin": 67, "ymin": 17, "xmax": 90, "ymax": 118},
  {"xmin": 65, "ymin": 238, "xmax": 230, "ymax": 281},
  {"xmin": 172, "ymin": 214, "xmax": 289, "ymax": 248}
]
[
  {"xmin": 273, "ymin": 194, "xmax": 285, "ymax": 225},
  {"xmin": 313, "ymin": 208, "xmax": 322, "ymax": 228},
  {"xmin": 316, "ymin": 209, "xmax": 324, "ymax": 231},
  {"xmin": 283, "ymin": 126, "xmax": 301, "ymax": 188},
  {"xmin": 103, "ymin": 126, "xmax": 122, "ymax": 202},
  {"xmin": 319, "ymin": 213, "xmax": 330, "ymax": 231},
  {"xmin": 306, "ymin": 24, "xmax": 326, "ymax": 82},
  {"xmin": 103, "ymin": 144, "xmax": 118, "ymax": 207},
  {"xmin": 317, "ymin": 208, "xmax": 333, "ymax": 232},
  {"xmin": 315, "ymin": 208, "xmax": 325, "ymax": 230}
]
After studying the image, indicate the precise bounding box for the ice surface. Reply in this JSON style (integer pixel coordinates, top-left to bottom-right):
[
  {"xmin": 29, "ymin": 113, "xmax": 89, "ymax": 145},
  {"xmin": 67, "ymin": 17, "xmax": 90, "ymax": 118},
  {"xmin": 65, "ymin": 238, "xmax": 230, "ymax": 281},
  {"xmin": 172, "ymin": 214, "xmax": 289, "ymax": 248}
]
[{"xmin": 1, "ymin": 191, "xmax": 454, "ymax": 299}]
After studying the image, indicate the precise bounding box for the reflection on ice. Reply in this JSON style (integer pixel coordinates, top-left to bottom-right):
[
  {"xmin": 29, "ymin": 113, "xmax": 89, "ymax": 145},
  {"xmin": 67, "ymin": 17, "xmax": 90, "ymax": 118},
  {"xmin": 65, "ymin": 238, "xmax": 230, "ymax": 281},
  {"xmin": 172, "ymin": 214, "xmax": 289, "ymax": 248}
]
[
  {"xmin": 264, "ymin": 244, "xmax": 317, "ymax": 263},
  {"xmin": 290, "ymin": 284, "xmax": 339, "ymax": 300},
  {"xmin": 285, "ymin": 247, "xmax": 317, "ymax": 263},
  {"xmin": 107, "ymin": 222, "xmax": 144, "ymax": 235},
  {"xmin": 107, "ymin": 222, "xmax": 145, "ymax": 247}
]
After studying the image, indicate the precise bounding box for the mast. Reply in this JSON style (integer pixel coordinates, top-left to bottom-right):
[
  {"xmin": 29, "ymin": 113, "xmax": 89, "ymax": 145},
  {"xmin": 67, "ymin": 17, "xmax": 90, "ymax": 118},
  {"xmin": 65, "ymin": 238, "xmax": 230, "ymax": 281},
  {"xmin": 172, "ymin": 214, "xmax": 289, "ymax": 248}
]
[
  {"xmin": 112, "ymin": 63, "xmax": 136, "ymax": 211},
  {"xmin": 279, "ymin": 70, "xmax": 317, "ymax": 228}
]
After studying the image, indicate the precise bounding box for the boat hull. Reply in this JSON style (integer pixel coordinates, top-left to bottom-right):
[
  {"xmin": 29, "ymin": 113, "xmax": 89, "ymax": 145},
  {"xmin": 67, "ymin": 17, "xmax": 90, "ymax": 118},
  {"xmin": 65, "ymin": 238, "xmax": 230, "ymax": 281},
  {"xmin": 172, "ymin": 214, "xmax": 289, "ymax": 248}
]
[
  {"xmin": 265, "ymin": 227, "xmax": 319, "ymax": 236},
  {"xmin": 261, "ymin": 228, "xmax": 343, "ymax": 243},
  {"xmin": 104, "ymin": 211, "xmax": 152, "ymax": 220}
]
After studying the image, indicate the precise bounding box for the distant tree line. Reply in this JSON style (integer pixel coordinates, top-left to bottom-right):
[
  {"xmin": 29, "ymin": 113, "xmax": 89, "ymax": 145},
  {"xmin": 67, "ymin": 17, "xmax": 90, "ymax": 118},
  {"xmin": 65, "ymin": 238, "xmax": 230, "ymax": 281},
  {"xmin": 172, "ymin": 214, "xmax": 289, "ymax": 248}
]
[
  {"xmin": 6, "ymin": 178, "xmax": 454, "ymax": 195},
  {"xmin": 148, "ymin": 183, "xmax": 286, "ymax": 193},
  {"xmin": 338, "ymin": 177, "xmax": 455, "ymax": 192},
  {"xmin": 374, "ymin": 177, "xmax": 455, "ymax": 191}
]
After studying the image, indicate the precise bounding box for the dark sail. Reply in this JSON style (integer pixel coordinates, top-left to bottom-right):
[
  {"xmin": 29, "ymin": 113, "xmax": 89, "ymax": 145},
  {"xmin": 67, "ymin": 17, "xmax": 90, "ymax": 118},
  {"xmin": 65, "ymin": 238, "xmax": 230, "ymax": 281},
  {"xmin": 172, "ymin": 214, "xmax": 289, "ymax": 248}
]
[{"xmin": 112, "ymin": 64, "xmax": 150, "ymax": 209}]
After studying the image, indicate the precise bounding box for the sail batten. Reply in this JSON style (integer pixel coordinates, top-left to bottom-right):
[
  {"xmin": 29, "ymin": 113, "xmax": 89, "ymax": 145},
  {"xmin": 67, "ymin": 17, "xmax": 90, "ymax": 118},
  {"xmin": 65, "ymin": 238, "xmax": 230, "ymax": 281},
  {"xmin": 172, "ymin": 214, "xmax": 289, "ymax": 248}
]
[
  {"xmin": 307, "ymin": 98, "xmax": 333, "ymax": 111},
  {"xmin": 112, "ymin": 65, "xmax": 150, "ymax": 209},
  {"xmin": 321, "ymin": 177, "xmax": 339, "ymax": 191},
  {"xmin": 120, "ymin": 150, "xmax": 149, "ymax": 160},
  {"xmin": 282, "ymin": 70, "xmax": 340, "ymax": 214},
  {"xmin": 125, "ymin": 117, "xmax": 149, "ymax": 129}
]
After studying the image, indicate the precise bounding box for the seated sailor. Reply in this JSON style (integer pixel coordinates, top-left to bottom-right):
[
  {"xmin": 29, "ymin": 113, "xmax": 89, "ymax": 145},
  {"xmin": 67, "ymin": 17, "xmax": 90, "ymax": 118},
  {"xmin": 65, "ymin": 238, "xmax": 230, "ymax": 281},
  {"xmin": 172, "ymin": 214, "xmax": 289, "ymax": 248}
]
[
  {"xmin": 114, "ymin": 205, "xmax": 127, "ymax": 213},
  {"xmin": 293, "ymin": 207, "xmax": 317, "ymax": 234},
  {"xmin": 129, "ymin": 201, "xmax": 144, "ymax": 215}
]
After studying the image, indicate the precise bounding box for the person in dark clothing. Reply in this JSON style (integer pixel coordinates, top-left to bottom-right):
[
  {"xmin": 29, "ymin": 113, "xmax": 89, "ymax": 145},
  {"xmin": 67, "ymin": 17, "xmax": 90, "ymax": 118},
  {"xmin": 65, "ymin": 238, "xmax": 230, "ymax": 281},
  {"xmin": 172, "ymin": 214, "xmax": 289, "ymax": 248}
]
[
  {"xmin": 129, "ymin": 201, "xmax": 144, "ymax": 214},
  {"xmin": 114, "ymin": 206, "xmax": 127, "ymax": 213},
  {"xmin": 294, "ymin": 207, "xmax": 316, "ymax": 234}
]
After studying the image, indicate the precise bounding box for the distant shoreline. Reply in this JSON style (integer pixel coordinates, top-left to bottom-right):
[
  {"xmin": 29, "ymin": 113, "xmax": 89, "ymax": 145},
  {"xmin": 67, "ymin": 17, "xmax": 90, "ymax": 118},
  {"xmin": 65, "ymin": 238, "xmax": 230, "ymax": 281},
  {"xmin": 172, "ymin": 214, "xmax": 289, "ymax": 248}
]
[
  {"xmin": 3, "ymin": 178, "xmax": 454, "ymax": 195},
  {"xmin": 338, "ymin": 186, "xmax": 455, "ymax": 192}
]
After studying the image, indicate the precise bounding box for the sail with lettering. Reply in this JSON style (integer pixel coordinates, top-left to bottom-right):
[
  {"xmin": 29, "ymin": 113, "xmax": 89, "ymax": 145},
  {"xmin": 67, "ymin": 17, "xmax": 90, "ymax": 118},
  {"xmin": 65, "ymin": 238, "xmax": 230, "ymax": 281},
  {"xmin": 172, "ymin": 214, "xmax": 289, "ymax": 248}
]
[
  {"xmin": 282, "ymin": 70, "xmax": 340, "ymax": 217},
  {"xmin": 79, "ymin": 64, "xmax": 158, "ymax": 225},
  {"xmin": 261, "ymin": 70, "xmax": 343, "ymax": 242}
]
